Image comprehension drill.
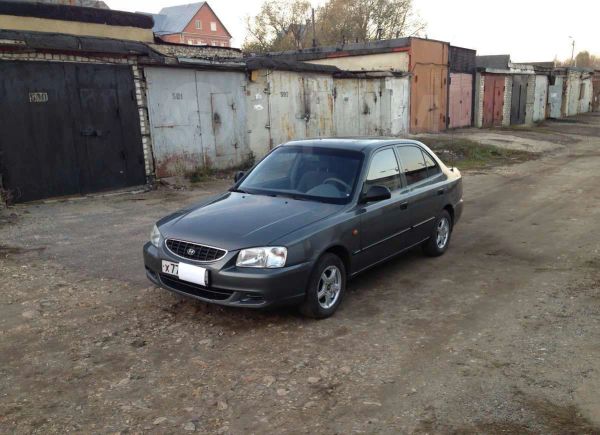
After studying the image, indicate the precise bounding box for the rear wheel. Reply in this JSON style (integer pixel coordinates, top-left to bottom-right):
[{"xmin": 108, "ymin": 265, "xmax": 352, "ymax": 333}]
[
  {"xmin": 299, "ymin": 253, "xmax": 346, "ymax": 319},
  {"xmin": 422, "ymin": 210, "xmax": 452, "ymax": 257}
]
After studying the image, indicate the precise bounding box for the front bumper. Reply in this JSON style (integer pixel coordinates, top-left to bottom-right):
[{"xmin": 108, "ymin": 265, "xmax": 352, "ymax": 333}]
[{"xmin": 143, "ymin": 242, "xmax": 311, "ymax": 308}]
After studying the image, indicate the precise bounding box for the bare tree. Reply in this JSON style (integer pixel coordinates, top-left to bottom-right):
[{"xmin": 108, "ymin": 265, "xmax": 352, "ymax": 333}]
[
  {"xmin": 243, "ymin": 0, "xmax": 312, "ymax": 53},
  {"xmin": 244, "ymin": 0, "xmax": 425, "ymax": 53}
]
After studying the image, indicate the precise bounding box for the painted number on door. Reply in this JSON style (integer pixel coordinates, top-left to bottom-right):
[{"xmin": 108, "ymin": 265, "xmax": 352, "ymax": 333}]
[{"xmin": 29, "ymin": 92, "xmax": 48, "ymax": 103}]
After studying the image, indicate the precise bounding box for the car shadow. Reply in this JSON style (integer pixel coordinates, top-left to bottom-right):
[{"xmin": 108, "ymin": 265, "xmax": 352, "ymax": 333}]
[{"xmin": 158, "ymin": 245, "xmax": 430, "ymax": 327}]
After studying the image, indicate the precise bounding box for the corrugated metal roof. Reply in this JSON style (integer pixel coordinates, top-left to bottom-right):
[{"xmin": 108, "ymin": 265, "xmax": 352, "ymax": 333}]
[
  {"xmin": 152, "ymin": 2, "xmax": 205, "ymax": 35},
  {"xmin": 268, "ymin": 37, "xmax": 412, "ymax": 61},
  {"xmin": 0, "ymin": 28, "xmax": 161, "ymax": 57}
]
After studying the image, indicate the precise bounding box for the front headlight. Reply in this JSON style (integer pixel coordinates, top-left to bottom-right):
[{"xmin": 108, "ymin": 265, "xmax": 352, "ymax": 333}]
[
  {"xmin": 236, "ymin": 247, "xmax": 287, "ymax": 268},
  {"xmin": 150, "ymin": 224, "xmax": 162, "ymax": 248}
]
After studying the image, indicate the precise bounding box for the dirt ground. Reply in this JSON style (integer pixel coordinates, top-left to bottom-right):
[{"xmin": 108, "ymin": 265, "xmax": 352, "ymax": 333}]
[{"xmin": 1, "ymin": 114, "xmax": 600, "ymax": 434}]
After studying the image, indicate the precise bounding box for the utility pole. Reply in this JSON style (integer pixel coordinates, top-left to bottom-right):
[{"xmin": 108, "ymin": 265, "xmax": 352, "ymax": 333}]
[
  {"xmin": 569, "ymin": 36, "xmax": 575, "ymax": 67},
  {"xmin": 312, "ymin": 8, "xmax": 317, "ymax": 48}
]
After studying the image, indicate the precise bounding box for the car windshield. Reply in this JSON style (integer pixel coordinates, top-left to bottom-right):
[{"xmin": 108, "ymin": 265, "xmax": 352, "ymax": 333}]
[{"xmin": 238, "ymin": 146, "xmax": 364, "ymax": 204}]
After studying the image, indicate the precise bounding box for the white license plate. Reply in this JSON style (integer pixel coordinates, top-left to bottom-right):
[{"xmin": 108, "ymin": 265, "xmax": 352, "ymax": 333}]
[
  {"xmin": 161, "ymin": 260, "xmax": 207, "ymax": 286},
  {"xmin": 162, "ymin": 260, "xmax": 178, "ymax": 276}
]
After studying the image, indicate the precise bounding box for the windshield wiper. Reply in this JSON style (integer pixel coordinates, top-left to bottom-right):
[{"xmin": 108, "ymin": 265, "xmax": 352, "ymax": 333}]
[
  {"xmin": 272, "ymin": 193, "xmax": 310, "ymax": 201},
  {"xmin": 230, "ymin": 188, "xmax": 249, "ymax": 194}
]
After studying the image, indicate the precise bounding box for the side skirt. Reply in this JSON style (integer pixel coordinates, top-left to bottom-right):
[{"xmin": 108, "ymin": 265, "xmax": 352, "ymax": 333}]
[{"xmin": 349, "ymin": 237, "xmax": 430, "ymax": 279}]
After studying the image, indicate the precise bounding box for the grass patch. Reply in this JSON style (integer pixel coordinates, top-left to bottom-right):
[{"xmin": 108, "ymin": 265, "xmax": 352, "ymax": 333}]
[
  {"xmin": 423, "ymin": 137, "xmax": 535, "ymax": 170},
  {"xmin": 185, "ymin": 152, "xmax": 256, "ymax": 184}
]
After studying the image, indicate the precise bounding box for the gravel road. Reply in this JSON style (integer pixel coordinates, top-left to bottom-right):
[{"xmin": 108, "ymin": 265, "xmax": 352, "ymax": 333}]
[{"xmin": 1, "ymin": 113, "xmax": 599, "ymax": 434}]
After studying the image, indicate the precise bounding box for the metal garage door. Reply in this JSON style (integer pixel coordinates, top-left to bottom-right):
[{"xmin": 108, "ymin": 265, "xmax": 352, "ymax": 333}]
[
  {"xmin": 0, "ymin": 61, "xmax": 145, "ymax": 203},
  {"xmin": 145, "ymin": 67, "xmax": 247, "ymax": 176},
  {"xmin": 448, "ymin": 73, "xmax": 473, "ymax": 128},
  {"xmin": 510, "ymin": 75, "xmax": 528, "ymax": 125},
  {"xmin": 482, "ymin": 74, "xmax": 505, "ymax": 128}
]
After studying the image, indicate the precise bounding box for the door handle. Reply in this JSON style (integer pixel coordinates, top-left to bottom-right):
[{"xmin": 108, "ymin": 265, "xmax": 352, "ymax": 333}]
[
  {"xmin": 399, "ymin": 202, "xmax": 408, "ymax": 210},
  {"xmin": 437, "ymin": 188, "xmax": 445, "ymax": 196}
]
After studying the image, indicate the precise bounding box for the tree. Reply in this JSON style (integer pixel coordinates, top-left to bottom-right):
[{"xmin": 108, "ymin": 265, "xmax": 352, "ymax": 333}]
[
  {"xmin": 317, "ymin": 0, "xmax": 425, "ymax": 44},
  {"xmin": 243, "ymin": 0, "xmax": 312, "ymax": 53},
  {"xmin": 244, "ymin": 0, "xmax": 425, "ymax": 53}
]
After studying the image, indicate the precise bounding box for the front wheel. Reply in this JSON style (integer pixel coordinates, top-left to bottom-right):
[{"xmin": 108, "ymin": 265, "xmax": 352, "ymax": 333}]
[
  {"xmin": 422, "ymin": 210, "xmax": 452, "ymax": 257},
  {"xmin": 299, "ymin": 253, "xmax": 346, "ymax": 319}
]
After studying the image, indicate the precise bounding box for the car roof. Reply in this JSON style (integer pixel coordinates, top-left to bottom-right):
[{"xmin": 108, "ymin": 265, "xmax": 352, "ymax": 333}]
[{"xmin": 281, "ymin": 138, "xmax": 424, "ymax": 152}]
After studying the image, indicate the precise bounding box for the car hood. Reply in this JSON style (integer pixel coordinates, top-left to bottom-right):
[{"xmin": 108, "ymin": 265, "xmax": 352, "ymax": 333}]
[{"xmin": 160, "ymin": 192, "xmax": 342, "ymax": 251}]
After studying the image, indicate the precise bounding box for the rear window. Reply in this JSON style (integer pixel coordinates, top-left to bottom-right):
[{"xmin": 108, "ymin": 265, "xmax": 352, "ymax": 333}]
[{"xmin": 397, "ymin": 146, "xmax": 428, "ymax": 185}]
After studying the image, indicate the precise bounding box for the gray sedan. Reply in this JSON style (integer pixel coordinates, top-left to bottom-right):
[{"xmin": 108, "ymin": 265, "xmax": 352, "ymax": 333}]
[{"xmin": 143, "ymin": 139, "xmax": 463, "ymax": 318}]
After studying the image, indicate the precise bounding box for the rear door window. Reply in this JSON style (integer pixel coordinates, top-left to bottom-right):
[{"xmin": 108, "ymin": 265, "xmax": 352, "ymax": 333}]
[
  {"xmin": 397, "ymin": 146, "xmax": 429, "ymax": 185},
  {"xmin": 423, "ymin": 151, "xmax": 442, "ymax": 177},
  {"xmin": 365, "ymin": 148, "xmax": 401, "ymax": 192}
]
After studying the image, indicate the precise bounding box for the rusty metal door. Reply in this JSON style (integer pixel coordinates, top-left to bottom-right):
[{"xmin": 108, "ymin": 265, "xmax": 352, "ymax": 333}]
[
  {"xmin": 548, "ymin": 76, "xmax": 563, "ymax": 119},
  {"xmin": 145, "ymin": 68, "xmax": 202, "ymax": 177},
  {"xmin": 510, "ymin": 75, "xmax": 528, "ymax": 125},
  {"xmin": 304, "ymin": 76, "xmax": 334, "ymax": 138},
  {"xmin": 483, "ymin": 75, "xmax": 504, "ymax": 127},
  {"xmin": 211, "ymin": 92, "xmax": 240, "ymax": 167},
  {"xmin": 333, "ymin": 79, "xmax": 360, "ymax": 136},
  {"xmin": 448, "ymin": 73, "xmax": 472, "ymax": 128},
  {"xmin": 358, "ymin": 79, "xmax": 381, "ymax": 135}
]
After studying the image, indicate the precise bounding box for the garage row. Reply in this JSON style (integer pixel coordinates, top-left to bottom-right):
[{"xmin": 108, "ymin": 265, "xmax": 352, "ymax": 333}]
[{"xmin": 0, "ymin": 34, "xmax": 596, "ymax": 203}]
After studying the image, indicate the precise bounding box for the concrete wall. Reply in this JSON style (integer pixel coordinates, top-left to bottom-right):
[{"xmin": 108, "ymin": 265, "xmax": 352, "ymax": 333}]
[
  {"xmin": 532, "ymin": 75, "xmax": 549, "ymax": 122},
  {"xmin": 524, "ymin": 74, "xmax": 536, "ymax": 124},
  {"xmin": 474, "ymin": 72, "xmax": 484, "ymax": 128},
  {"xmin": 0, "ymin": 14, "xmax": 154, "ymax": 42},
  {"xmin": 307, "ymin": 51, "xmax": 410, "ymax": 72},
  {"xmin": 503, "ymin": 75, "xmax": 512, "ymax": 127}
]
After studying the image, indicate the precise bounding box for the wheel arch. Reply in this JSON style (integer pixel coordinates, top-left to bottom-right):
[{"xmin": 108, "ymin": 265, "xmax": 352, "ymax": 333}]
[
  {"xmin": 443, "ymin": 204, "xmax": 455, "ymax": 227},
  {"xmin": 322, "ymin": 244, "xmax": 351, "ymax": 277}
]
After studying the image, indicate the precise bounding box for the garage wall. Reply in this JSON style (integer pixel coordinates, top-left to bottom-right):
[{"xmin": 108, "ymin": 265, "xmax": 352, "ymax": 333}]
[
  {"xmin": 307, "ymin": 51, "xmax": 409, "ymax": 72},
  {"xmin": 532, "ymin": 75, "xmax": 549, "ymax": 122}
]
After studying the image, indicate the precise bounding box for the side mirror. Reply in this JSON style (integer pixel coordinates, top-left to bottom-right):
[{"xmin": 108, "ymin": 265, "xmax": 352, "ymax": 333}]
[
  {"xmin": 233, "ymin": 171, "xmax": 245, "ymax": 183},
  {"xmin": 360, "ymin": 185, "xmax": 392, "ymax": 204}
]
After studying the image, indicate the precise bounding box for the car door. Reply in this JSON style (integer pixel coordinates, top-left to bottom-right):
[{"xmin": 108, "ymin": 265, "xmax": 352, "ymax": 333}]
[
  {"xmin": 396, "ymin": 145, "xmax": 445, "ymax": 246},
  {"xmin": 355, "ymin": 147, "xmax": 411, "ymax": 271}
]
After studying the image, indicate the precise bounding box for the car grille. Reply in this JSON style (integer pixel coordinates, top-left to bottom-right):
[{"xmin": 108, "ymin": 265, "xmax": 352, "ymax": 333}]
[
  {"xmin": 165, "ymin": 239, "xmax": 227, "ymax": 262},
  {"xmin": 159, "ymin": 274, "xmax": 234, "ymax": 301}
]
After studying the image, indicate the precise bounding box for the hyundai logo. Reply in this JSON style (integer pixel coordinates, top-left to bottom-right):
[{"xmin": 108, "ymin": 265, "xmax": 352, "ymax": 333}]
[{"xmin": 187, "ymin": 248, "xmax": 196, "ymax": 256}]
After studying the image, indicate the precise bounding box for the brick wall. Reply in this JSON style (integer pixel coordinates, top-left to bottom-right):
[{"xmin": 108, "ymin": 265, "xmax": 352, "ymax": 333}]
[
  {"xmin": 475, "ymin": 72, "xmax": 484, "ymax": 127},
  {"xmin": 525, "ymin": 74, "xmax": 536, "ymax": 124},
  {"xmin": 150, "ymin": 43, "xmax": 241, "ymax": 59},
  {"xmin": 502, "ymin": 76, "xmax": 513, "ymax": 127},
  {"xmin": 0, "ymin": 50, "xmax": 154, "ymax": 179}
]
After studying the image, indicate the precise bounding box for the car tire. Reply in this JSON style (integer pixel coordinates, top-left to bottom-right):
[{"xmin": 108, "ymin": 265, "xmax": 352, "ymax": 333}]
[
  {"xmin": 422, "ymin": 210, "xmax": 452, "ymax": 257},
  {"xmin": 299, "ymin": 253, "xmax": 346, "ymax": 319}
]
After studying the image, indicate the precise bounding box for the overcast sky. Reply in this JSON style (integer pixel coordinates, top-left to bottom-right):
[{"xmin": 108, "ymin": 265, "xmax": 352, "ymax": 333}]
[{"xmin": 106, "ymin": 0, "xmax": 599, "ymax": 62}]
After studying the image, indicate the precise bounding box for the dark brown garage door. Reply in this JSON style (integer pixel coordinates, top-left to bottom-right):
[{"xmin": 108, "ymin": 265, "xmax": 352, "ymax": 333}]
[{"xmin": 0, "ymin": 61, "xmax": 146, "ymax": 203}]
